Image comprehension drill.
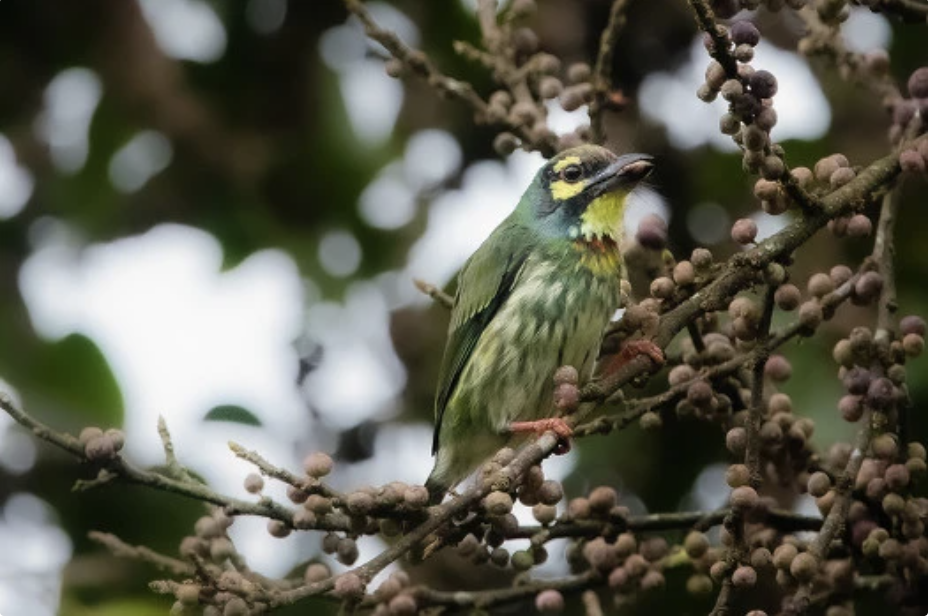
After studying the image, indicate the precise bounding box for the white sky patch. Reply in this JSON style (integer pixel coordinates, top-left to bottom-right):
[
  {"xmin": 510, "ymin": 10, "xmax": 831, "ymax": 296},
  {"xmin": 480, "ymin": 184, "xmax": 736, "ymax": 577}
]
[
  {"xmin": 360, "ymin": 163, "xmax": 417, "ymax": 230},
  {"xmin": 843, "ymin": 8, "xmax": 891, "ymax": 53},
  {"xmin": 19, "ymin": 224, "xmax": 308, "ymax": 462},
  {"xmin": 302, "ymin": 281, "xmax": 407, "ymax": 430},
  {"xmin": 403, "ymin": 151, "xmax": 543, "ymax": 298},
  {"xmin": 320, "ymin": 3, "xmax": 418, "ymax": 147},
  {"xmin": 108, "ymin": 130, "xmax": 173, "ymax": 193},
  {"xmin": 33, "ymin": 67, "xmax": 102, "ymax": 174},
  {"xmin": 545, "ymin": 100, "xmax": 589, "ymax": 136},
  {"xmin": 0, "ymin": 135, "xmax": 34, "ymax": 219},
  {"xmin": 0, "ymin": 493, "xmax": 73, "ymax": 616},
  {"xmin": 138, "ymin": 0, "xmax": 227, "ymax": 63},
  {"xmin": 639, "ymin": 36, "xmax": 830, "ymax": 151},
  {"xmin": 402, "ymin": 129, "xmax": 462, "ymax": 191},
  {"xmin": 318, "ymin": 229, "xmax": 362, "ymax": 278},
  {"xmin": 684, "ymin": 462, "xmax": 729, "ymax": 511},
  {"xmin": 751, "ymin": 210, "xmax": 790, "ymax": 243},
  {"xmin": 338, "ymin": 60, "xmax": 404, "ymax": 146},
  {"xmin": 360, "ymin": 130, "xmax": 462, "ymax": 230}
]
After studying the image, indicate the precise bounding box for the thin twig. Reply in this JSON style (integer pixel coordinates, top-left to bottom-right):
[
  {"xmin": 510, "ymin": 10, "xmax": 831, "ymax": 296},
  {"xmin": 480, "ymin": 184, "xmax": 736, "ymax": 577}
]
[
  {"xmin": 577, "ymin": 272, "xmax": 861, "ymax": 437},
  {"xmin": 414, "ymin": 278, "xmax": 454, "ymax": 309},
  {"xmin": 589, "ymin": 0, "xmax": 632, "ymax": 143},
  {"xmin": 89, "ymin": 531, "xmax": 196, "ymax": 577}
]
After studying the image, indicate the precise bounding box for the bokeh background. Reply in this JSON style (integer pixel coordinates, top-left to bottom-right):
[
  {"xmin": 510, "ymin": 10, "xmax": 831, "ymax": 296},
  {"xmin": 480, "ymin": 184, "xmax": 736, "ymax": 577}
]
[{"xmin": 0, "ymin": 0, "xmax": 925, "ymax": 614}]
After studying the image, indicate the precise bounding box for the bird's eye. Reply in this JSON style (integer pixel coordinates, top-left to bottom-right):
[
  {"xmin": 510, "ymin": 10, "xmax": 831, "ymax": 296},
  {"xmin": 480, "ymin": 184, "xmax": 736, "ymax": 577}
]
[{"xmin": 561, "ymin": 164, "xmax": 583, "ymax": 183}]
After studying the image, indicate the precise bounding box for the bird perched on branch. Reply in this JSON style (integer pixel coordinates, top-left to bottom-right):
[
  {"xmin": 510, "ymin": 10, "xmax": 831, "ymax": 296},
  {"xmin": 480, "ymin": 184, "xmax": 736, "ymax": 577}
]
[{"xmin": 425, "ymin": 144, "xmax": 657, "ymax": 503}]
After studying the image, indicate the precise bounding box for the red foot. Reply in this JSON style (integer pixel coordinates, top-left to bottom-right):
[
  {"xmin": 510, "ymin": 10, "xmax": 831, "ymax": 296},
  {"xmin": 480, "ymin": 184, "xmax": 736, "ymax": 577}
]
[
  {"xmin": 600, "ymin": 339, "xmax": 665, "ymax": 378},
  {"xmin": 509, "ymin": 417, "xmax": 573, "ymax": 454}
]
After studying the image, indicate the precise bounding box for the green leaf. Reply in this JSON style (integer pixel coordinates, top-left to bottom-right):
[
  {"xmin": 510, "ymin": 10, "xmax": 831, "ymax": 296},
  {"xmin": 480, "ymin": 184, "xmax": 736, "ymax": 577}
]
[
  {"xmin": 29, "ymin": 333, "xmax": 124, "ymax": 428},
  {"xmin": 203, "ymin": 404, "xmax": 262, "ymax": 426}
]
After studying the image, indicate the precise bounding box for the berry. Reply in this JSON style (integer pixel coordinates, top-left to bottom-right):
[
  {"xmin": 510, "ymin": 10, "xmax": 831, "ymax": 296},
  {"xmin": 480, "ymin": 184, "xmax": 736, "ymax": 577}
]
[
  {"xmin": 807, "ymin": 471, "xmax": 831, "ymax": 497},
  {"xmin": 333, "ymin": 573, "xmax": 364, "ymax": 599},
  {"xmin": 267, "ymin": 520, "xmax": 290, "ymax": 538},
  {"xmin": 775, "ymin": 284, "xmax": 801, "ymax": 311},
  {"xmin": 731, "ymin": 485, "xmax": 759, "ymax": 510},
  {"xmin": 684, "ymin": 531, "xmax": 709, "ymax": 558},
  {"xmin": 674, "ymin": 261, "xmax": 696, "ymax": 286},
  {"xmin": 843, "ymin": 367, "xmax": 872, "ymax": 395},
  {"xmin": 867, "ymin": 377, "xmax": 895, "ymax": 409},
  {"xmin": 483, "ymin": 491, "xmax": 514, "ymax": 516},
  {"xmin": 389, "ymin": 594, "xmax": 417, "ymax": 615},
  {"xmin": 304, "ymin": 563, "xmax": 329, "ymax": 584},
  {"xmin": 732, "ymin": 565, "xmax": 757, "ymax": 588},
  {"xmin": 829, "ymin": 167, "xmax": 856, "ymax": 188},
  {"xmin": 899, "ymin": 149, "xmax": 925, "ymax": 173},
  {"xmin": 553, "ymin": 382, "xmax": 579, "ymax": 411},
  {"xmin": 535, "ymin": 589, "xmax": 565, "ymax": 613},
  {"xmin": 847, "ymin": 214, "xmax": 872, "ymax": 238},
  {"xmin": 493, "ymin": 132, "xmax": 519, "ymax": 155},
  {"xmin": 749, "ymin": 70, "xmax": 778, "ymax": 98},
  {"xmin": 732, "ymin": 218, "xmax": 758, "ymax": 244},
  {"xmin": 567, "ymin": 63, "xmax": 591, "ymax": 84},
  {"xmin": 900, "ymin": 315, "xmax": 926, "ymax": 336},
  {"xmin": 583, "ymin": 537, "xmax": 616, "ymax": 572},
  {"xmin": 553, "ymin": 365, "xmax": 579, "ymax": 385},
  {"xmin": 908, "ymin": 67, "xmax": 928, "ymax": 98},
  {"xmin": 303, "ymin": 452, "xmax": 333, "ymax": 478},
  {"xmin": 85, "ymin": 436, "xmax": 117, "ymax": 461},
  {"xmin": 588, "ymin": 486, "xmax": 618, "ymax": 513},
  {"xmin": 244, "ymin": 473, "xmax": 264, "ymax": 494},
  {"xmin": 637, "ymin": 214, "xmax": 668, "ymax": 250},
  {"xmin": 854, "ymin": 271, "xmax": 883, "ymax": 303},
  {"xmin": 79, "ymin": 426, "xmax": 104, "ymax": 446},
  {"xmin": 538, "ymin": 480, "xmax": 564, "ymax": 505},
  {"xmin": 807, "ymin": 273, "xmax": 834, "ymax": 298},
  {"xmin": 798, "ymin": 300, "xmax": 823, "ymax": 329},
  {"xmin": 538, "ymin": 77, "xmax": 562, "ymax": 99},
  {"xmin": 839, "ymin": 394, "xmax": 863, "ymax": 422},
  {"xmin": 773, "ymin": 543, "xmax": 798, "ymax": 569},
  {"xmin": 764, "ymin": 355, "xmax": 792, "ymax": 381},
  {"xmin": 789, "ymin": 552, "xmax": 817, "ymax": 582},
  {"xmin": 726, "ymin": 427, "xmax": 747, "ymax": 456},
  {"xmin": 404, "ymin": 486, "xmax": 429, "ymax": 509},
  {"xmin": 641, "ymin": 570, "xmax": 666, "ymax": 590},
  {"xmin": 731, "ymin": 21, "xmax": 761, "ymax": 46}
]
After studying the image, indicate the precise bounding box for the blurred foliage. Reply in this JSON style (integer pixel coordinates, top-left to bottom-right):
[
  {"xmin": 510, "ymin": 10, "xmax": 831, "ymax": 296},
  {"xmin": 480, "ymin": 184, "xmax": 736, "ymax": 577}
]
[{"xmin": 0, "ymin": 0, "xmax": 926, "ymax": 614}]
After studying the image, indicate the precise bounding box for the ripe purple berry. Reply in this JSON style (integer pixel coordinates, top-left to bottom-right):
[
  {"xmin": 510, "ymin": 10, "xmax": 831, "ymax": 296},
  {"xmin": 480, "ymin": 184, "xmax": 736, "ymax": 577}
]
[
  {"xmin": 731, "ymin": 21, "xmax": 761, "ymax": 46},
  {"xmin": 749, "ymin": 70, "xmax": 778, "ymax": 98}
]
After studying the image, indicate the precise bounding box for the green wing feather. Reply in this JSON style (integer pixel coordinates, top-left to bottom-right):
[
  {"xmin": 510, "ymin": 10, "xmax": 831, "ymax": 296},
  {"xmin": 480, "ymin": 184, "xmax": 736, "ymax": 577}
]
[{"xmin": 432, "ymin": 223, "xmax": 534, "ymax": 454}]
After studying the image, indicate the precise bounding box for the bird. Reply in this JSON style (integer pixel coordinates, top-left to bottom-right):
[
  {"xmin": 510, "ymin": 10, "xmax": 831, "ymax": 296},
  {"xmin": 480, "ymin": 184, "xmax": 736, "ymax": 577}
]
[{"xmin": 425, "ymin": 144, "xmax": 655, "ymax": 503}]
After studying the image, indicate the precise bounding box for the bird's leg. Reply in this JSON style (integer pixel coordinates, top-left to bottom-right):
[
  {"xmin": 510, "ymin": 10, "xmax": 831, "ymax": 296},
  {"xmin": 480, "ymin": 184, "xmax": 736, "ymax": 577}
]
[
  {"xmin": 508, "ymin": 417, "xmax": 573, "ymax": 454},
  {"xmin": 599, "ymin": 338, "xmax": 665, "ymax": 379}
]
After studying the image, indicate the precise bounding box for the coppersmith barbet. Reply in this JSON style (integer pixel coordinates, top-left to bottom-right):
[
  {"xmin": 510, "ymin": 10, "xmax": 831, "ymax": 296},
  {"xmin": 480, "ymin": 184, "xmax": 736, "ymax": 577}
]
[{"xmin": 425, "ymin": 145, "xmax": 655, "ymax": 502}]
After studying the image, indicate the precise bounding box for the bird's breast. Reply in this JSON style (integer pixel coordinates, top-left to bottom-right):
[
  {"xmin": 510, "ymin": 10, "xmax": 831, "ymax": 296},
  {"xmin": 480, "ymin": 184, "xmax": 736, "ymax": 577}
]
[{"xmin": 456, "ymin": 255, "xmax": 622, "ymax": 429}]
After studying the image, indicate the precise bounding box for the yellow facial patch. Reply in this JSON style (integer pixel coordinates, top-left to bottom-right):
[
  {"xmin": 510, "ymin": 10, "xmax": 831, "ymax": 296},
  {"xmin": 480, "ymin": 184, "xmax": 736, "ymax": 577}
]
[
  {"xmin": 580, "ymin": 192, "xmax": 625, "ymax": 239},
  {"xmin": 550, "ymin": 179, "xmax": 584, "ymax": 201},
  {"xmin": 549, "ymin": 155, "xmax": 584, "ymax": 201}
]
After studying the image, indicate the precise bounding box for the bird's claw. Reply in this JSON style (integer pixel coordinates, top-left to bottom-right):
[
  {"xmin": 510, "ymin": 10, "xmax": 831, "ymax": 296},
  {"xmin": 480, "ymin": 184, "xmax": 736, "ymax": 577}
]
[
  {"xmin": 509, "ymin": 417, "xmax": 573, "ymax": 455},
  {"xmin": 600, "ymin": 338, "xmax": 665, "ymax": 379},
  {"xmin": 624, "ymin": 339, "xmax": 665, "ymax": 367}
]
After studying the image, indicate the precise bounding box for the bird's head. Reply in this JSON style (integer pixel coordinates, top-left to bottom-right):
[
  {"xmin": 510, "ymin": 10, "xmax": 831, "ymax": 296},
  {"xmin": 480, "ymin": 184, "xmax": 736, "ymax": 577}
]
[{"xmin": 518, "ymin": 145, "xmax": 654, "ymax": 246}]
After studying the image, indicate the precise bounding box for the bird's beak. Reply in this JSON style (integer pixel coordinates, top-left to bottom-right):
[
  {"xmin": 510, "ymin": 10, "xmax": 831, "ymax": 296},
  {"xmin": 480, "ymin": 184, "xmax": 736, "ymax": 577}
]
[{"xmin": 586, "ymin": 153, "xmax": 654, "ymax": 198}]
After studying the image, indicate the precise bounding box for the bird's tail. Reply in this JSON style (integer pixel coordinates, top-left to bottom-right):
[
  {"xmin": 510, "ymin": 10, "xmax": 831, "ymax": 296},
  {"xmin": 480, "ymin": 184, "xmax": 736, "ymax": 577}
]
[{"xmin": 424, "ymin": 472, "xmax": 448, "ymax": 506}]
